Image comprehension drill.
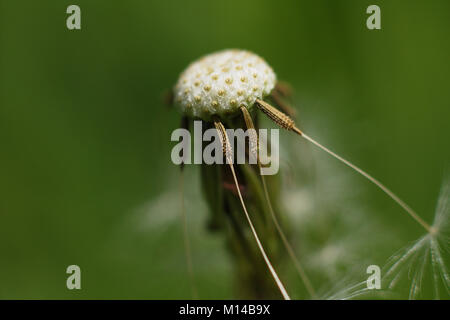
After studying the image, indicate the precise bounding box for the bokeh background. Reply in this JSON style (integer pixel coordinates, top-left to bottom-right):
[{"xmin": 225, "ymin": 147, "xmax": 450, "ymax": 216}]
[{"xmin": 1, "ymin": 0, "xmax": 449, "ymax": 299}]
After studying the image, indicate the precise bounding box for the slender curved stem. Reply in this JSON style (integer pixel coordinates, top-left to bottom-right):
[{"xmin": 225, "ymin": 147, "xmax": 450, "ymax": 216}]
[{"xmin": 214, "ymin": 120, "xmax": 291, "ymax": 300}]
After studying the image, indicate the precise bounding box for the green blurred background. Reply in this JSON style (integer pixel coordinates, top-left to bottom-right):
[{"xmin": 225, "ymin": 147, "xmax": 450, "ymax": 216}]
[{"xmin": 0, "ymin": 0, "xmax": 449, "ymax": 299}]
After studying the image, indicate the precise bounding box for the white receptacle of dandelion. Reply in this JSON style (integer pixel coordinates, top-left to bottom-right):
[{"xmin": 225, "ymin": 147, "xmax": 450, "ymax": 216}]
[{"xmin": 170, "ymin": 49, "xmax": 448, "ymax": 300}]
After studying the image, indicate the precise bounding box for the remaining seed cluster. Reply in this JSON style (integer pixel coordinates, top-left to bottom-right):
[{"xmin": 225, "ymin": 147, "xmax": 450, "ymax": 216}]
[{"xmin": 174, "ymin": 49, "xmax": 276, "ymax": 121}]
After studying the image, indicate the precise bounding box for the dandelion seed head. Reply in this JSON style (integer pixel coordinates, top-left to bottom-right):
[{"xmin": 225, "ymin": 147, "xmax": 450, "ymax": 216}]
[{"xmin": 174, "ymin": 49, "xmax": 276, "ymax": 120}]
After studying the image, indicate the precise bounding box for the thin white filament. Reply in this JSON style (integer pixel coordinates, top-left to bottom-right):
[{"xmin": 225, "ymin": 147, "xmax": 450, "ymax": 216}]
[
  {"xmin": 260, "ymin": 171, "xmax": 316, "ymax": 298},
  {"xmin": 228, "ymin": 162, "xmax": 291, "ymax": 300},
  {"xmin": 300, "ymin": 133, "xmax": 432, "ymax": 233}
]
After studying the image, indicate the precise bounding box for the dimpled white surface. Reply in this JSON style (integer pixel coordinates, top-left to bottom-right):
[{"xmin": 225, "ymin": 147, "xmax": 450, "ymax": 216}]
[{"xmin": 174, "ymin": 49, "xmax": 276, "ymax": 120}]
